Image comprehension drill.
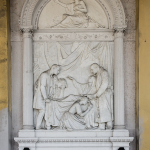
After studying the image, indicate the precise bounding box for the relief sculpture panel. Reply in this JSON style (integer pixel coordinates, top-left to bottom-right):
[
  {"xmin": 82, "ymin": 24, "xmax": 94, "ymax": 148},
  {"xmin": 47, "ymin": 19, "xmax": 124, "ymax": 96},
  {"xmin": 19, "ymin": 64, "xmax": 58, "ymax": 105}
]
[
  {"xmin": 38, "ymin": 0, "xmax": 108, "ymax": 29},
  {"xmin": 34, "ymin": 41, "xmax": 114, "ymax": 131}
]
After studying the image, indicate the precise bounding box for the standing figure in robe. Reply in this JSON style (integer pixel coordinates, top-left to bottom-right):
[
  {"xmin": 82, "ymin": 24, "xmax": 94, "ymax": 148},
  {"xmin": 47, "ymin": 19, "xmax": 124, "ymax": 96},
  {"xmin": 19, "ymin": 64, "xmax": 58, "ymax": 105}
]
[
  {"xmin": 45, "ymin": 77, "xmax": 68, "ymax": 129},
  {"xmin": 68, "ymin": 75, "xmax": 99, "ymax": 128},
  {"xmin": 53, "ymin": 0, "xmax": 105, "ymax": 28},
  {"xmin": 87, "ymin": 63, "xmax": 113, "ymax": 130},
  {"xmin": 33, "ymin": 64, "xmax": 61, "ymax": 130}
]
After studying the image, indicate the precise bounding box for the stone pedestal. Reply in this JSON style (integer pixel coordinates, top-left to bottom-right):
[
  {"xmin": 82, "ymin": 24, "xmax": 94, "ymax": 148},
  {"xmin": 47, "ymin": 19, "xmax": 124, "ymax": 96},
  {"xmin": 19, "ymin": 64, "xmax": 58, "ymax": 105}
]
[{"xmin": 15, "ymin": 130, "xmax": 133, "ymax": 150}]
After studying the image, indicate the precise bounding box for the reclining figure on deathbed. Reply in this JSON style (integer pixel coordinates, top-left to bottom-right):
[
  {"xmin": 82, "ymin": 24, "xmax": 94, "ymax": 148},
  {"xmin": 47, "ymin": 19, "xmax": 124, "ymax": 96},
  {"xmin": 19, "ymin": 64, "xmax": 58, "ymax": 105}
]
[{"xmin": 33, "ymin": 63, "xmax": 113, "ymax": 131}]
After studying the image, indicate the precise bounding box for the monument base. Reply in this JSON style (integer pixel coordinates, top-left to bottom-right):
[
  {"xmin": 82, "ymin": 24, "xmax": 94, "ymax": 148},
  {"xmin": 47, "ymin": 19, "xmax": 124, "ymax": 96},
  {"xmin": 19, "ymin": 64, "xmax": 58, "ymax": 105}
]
[{"xmin": 14, "ymin": 130, "xmax": 133, "ymax": 150}]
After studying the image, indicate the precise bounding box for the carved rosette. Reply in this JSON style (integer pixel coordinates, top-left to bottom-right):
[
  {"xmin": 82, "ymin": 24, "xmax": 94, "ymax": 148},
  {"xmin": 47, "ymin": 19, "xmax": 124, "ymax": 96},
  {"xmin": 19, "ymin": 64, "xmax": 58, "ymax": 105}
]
[
  {"xmin": 33, "ymin": 32, "xmax": 114, "ymax": 42},
  {"xmin": 21, "ymin": 26, "xmax": 33, "ymax": 39}
]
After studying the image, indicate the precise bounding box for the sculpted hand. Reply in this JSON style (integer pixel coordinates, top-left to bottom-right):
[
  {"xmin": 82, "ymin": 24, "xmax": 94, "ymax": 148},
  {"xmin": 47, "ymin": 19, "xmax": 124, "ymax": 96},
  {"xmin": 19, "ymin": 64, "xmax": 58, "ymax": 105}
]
[
  {"xmin": 87, "ymin": 95, "xmax": 95, "ymax": 100},
  {"xmin": 67, "ymin": 76, "xmax": 74, "ymax": 80},
  {"xmin": 45, "ymin": 98, "xmax": 51, "ymax": 103},
  {"xmin": 74, "ymin": 5, "xmax": 81, "ymax": 11}
]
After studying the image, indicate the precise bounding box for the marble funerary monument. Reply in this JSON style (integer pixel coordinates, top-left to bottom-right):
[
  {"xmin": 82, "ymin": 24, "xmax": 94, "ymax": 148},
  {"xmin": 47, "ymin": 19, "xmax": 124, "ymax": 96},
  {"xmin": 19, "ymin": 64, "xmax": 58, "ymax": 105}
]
[{"xmin": 14, "ymin": 0, "xmax": 134, "ymax": 150}]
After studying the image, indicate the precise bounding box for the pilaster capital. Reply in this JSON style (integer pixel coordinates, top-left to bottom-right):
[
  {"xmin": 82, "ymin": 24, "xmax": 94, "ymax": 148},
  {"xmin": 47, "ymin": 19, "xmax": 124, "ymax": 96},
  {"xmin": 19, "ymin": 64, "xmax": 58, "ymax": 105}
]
[
  {"xmin": 113, "ymin": 25, "xmax": 127, "ymax": 33},
  {"xmin": 20, "ymin": 26, "xmax": 33, "ymax": 39},
  {"xmin": 20, "ymin": 26, "xmax": 33, "ymax": 33},
  {"xmin": 113, "ymin": 25, "xmax": 127, "ymax": 39}
]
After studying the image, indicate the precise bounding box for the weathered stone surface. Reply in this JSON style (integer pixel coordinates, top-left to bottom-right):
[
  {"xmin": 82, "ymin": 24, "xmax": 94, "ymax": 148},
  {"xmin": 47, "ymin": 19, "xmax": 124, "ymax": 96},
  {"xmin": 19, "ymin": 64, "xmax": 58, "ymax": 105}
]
[
  {"xmin": 10, "ymin": 0, "xmax": 26, "ymax": 41},
  {"xmin": 11, "ymin": 41, "xmax": 23, "ymax": 150},
  {"xmin": 124, "ymin": 41, "xmax": 136, "ymax": 150},
  {"xmin": 0, "ymin": 0, "xmax": 11, "ymax": 150},
  {"xmin": 121, "ymin": 0, "xmax": 136, "ymax": 30}
]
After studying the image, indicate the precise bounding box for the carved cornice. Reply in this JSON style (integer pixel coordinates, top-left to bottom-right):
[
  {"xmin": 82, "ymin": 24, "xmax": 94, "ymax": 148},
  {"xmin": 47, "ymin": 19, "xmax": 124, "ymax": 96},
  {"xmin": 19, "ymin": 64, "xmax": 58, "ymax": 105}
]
[
  {"xmin": 38, "ymin": 138, "xmax": 110, "ymax": 143},
  {"xmin": 14, "ymin": 138, "xmax": 38, "ymax": 144},
  {"xmin": 14, "ymin": 137, "xmax": 134, "ymax": 144},
  {"xmin": 110, "ymin": 137, "xmax": 134, "ymax": 143}
]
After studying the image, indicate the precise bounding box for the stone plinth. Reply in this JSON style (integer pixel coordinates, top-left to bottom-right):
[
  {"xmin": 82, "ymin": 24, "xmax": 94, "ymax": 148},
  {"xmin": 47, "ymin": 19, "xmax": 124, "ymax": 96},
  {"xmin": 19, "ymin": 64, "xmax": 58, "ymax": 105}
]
[{"xmin": 15, "ymin": 130, "xmax": 133, "ymax": 150}]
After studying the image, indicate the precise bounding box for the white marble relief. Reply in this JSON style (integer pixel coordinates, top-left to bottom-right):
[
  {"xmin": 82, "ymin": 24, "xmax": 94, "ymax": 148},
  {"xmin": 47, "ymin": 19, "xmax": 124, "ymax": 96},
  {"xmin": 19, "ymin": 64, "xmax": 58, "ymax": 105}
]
[
  {"xmin": 33, "ymin": 42, "xmax": 114, "ymax": 130},
  {"xmin": 33, "ymin": 32, "xmax": 114, "ymax": 42},
  {"xmin": 38, "ymin": 0, "xmax": 108, "ymax": 29},
  {"xmin": 14, "ymin": 0, "xmax": 135, "ymax": 149}
]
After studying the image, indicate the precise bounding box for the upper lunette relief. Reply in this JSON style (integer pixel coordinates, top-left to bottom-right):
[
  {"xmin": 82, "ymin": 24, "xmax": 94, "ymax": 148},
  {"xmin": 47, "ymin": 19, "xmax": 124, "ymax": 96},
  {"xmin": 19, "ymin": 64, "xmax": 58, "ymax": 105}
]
[{"xmin": 38, "ymin": 0, "xmax": 108, "ymax": 29}]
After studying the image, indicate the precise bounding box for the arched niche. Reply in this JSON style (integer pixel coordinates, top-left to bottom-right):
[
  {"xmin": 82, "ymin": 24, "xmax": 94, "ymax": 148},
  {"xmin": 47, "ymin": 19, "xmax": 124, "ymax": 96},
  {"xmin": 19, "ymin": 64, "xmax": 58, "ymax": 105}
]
[
  {"xmin": 20, "ymin": 0, "xmax": 128, "ymax": 129},
  {"xmin": 14, "ymin": 1, "xmax": 134, "ymax": 150},
  {"xmin": 19, "ymin": 0, "xmax": 128, "ymax": 129}
]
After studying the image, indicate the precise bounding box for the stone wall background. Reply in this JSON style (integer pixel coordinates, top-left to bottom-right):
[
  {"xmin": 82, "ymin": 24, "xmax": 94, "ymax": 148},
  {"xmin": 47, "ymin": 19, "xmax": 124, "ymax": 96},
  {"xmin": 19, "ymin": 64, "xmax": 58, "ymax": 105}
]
[
  {"xmin": 121, "ymin": 0, "xmax": 136, "ymax": 149},
  {"xmin": 10, "ymin": 0, "xmax": 136, "ymax": 150}
]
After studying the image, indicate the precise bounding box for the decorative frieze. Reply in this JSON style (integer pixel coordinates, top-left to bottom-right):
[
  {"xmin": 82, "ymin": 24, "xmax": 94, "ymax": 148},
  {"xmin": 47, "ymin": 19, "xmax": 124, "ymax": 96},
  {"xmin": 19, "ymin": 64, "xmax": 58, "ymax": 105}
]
[
  {"xmin": 110, "ymin": 137, "xmax": 134, "ymax": 142},
  {"xmin": 33, "ymin": 32, "xmax": 114, "ymax": 42},
  {"xmin": 14, "ymin": 138, "xmax": 38, "ymax": 144},
  {"xmin": 14, "ymin": 137, "xmax": 134, "ymax": 144}
]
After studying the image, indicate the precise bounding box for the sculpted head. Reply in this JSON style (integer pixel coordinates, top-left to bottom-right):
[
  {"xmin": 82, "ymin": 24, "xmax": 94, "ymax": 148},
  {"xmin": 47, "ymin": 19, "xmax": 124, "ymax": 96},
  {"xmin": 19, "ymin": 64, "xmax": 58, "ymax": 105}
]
[
  {"xmin": 90, "ymin": 63, "xmax": 104, "ymax": 75},
  {"xmin": 50, "ymin": 64, "xmax": 61, "ymax": 76},
  {"xmin": 58, "ymin": 78, "xmax": 68, "ymax": 89},
  {"xmin": 79, "ymin": 97, "xmax": 89, "ymax": 105}
]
